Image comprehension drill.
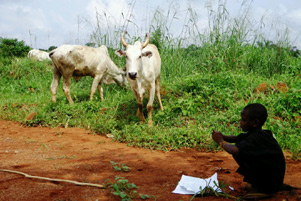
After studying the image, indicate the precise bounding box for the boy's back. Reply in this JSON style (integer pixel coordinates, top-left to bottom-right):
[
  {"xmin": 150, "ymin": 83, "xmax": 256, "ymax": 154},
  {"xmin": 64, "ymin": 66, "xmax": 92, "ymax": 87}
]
[{"xmin": 234, "ymin": 128, "xmax": 286, "ymax": 193}]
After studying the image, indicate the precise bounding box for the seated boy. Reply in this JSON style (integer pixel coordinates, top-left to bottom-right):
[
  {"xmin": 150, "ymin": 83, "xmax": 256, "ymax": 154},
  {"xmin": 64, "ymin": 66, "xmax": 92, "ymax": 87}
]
[{"xmin": 212, "ymin": 103, "xmax": 286, "ymax": 198}]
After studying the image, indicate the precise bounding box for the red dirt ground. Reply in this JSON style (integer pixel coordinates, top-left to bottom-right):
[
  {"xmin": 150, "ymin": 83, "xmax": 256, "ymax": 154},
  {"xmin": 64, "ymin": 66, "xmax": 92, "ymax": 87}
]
[{"xmin": 0, "ymin": 120, "xmax": 300, "ymax": 201}]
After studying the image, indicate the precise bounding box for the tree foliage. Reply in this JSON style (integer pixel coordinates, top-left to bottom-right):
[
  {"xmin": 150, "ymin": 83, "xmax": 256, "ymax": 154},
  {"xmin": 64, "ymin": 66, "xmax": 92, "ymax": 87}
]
[
  {"xmin": 0, "ymin": 37, "xmax": 31, "ymax": 58},
  {"xmin": 48, "ymin": 46, "xmax": 57, "ymax": 51}
]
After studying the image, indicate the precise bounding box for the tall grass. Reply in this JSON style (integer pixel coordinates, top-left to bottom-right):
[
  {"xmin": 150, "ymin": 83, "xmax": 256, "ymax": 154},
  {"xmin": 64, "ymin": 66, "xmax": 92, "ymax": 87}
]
[
  {"xmin": 86, "ymin": 0, "xmax": 297, "ymax": 76},
  {"xmin": 0, "ymin": 0, "xmax": 300, "ymax": 159}
]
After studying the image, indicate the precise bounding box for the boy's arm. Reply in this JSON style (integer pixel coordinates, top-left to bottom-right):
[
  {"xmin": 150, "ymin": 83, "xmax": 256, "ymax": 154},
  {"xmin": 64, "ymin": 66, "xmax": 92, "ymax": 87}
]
[
  {"xmin": 212, "ymin": 131, "xmax": 239, "ymax": 155},
  {"xmin": 222, "ymin": 143, "xmax": 239, "ymax": 155},
  {"xmin": 211, "ymin": 130, "xmax": 239, "ymax": 143},
  {"xmin": 223, "ymin": 135, "xmax": 239, "ymax": 143}
]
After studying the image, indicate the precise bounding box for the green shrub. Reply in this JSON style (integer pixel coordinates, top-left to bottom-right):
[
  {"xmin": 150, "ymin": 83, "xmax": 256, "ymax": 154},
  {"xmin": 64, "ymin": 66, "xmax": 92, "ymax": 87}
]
[{"xmin": 0, "ymin": 37, "xmax": 31, "ymax": 58}]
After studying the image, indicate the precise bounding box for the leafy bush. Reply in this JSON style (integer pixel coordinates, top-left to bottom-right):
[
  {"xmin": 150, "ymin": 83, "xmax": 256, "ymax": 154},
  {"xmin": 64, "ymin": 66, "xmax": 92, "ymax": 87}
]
[
  {"xmin": 48, "ymin": 46, "xmax": 57, "ymax": 51},
  {"xmin": 0, "ymin": 37, "xmax": 31, "ymax": 58}
]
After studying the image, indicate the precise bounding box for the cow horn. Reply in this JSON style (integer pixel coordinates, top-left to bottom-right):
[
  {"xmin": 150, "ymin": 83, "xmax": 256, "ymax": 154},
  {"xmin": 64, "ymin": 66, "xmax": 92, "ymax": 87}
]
[
  {"xmin": 121, "ymin": 31, "xmax": 128, "ymax": 48},
  {"xmin": 142, "ymin": 33, "xmax": 150, "ymax": 49}
]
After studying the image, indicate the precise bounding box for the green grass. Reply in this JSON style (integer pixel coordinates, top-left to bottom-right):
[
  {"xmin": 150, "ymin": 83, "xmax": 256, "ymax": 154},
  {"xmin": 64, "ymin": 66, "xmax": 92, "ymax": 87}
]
[
  {"xmin": 0, "ymin": 0, "xmax": 300, "ymax": 159},
  {"xmin": 0, "ymin": 53, "xmax": 300, "ymax": 159}
]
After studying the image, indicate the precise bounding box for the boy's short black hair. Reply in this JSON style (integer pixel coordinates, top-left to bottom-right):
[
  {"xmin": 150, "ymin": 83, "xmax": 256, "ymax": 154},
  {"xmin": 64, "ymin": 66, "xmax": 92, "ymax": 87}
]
[{"xmin": 243, "ymin": 103, "xmax": 268, "ymax": 127}]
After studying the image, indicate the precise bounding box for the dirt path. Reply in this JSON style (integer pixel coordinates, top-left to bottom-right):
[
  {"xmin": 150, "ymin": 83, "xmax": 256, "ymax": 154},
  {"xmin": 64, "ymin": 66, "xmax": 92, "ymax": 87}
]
[{"xmin": 0, "ymin": 120, "xmax": 300, "ymax": 201}]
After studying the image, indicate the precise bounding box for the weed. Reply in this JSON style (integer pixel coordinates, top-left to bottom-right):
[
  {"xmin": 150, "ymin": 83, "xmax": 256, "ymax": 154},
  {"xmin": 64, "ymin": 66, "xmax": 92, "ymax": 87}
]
[
  {"xmin": 54, "ymin": 131, "xmax": 64, "ymax": 136},
  {"xmin": 40, "ymin": 143, "xmax": 48, "ymax": 151},
  {"xmin": 140, "ymin": 194, "xmax": 156, "ymax": 200},
  {"xmin": 45, "ymin": 157, "xmax": 56, "ymax": 160},
  {"xmin": 59, "ymin": 155, "xmax": 76, "ymax": 159},
  {"xmin": 108, "ymin": 176, "xmax": 138, "ymax": 201},
  {"xmin": 54, "ymin": 164, "xmax": 64, "ymax": 169},
  {"xmin": 83, "ymin": 164, "xmax": 92, "ymax": 170},
  {"xmin": 111, "ymin": 161, "xmax": 131, "ymax": 172},
  {"xmin": 190, "ymin": 180, "xmax": 238, "ymax": 200},
  {"xmin": 25, "ymin": 138, "xmax": 38, "ymax": 144},
  {"xmin": 106, "ymin": 176, "xmax": 155, "ymax": 201}
]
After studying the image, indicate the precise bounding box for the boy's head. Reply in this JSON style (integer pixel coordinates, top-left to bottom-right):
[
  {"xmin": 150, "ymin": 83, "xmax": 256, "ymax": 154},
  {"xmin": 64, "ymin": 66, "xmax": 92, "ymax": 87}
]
[{"xmin": 240, "ymin": 103, "xmax": 268, "ymax": 132}]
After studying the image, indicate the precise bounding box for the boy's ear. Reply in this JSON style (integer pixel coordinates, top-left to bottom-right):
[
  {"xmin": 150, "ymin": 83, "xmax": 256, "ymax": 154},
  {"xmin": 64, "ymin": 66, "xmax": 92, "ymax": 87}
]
[{"xmin": 253, "ymin": 119, "xmax": 260, "ymax": 127}]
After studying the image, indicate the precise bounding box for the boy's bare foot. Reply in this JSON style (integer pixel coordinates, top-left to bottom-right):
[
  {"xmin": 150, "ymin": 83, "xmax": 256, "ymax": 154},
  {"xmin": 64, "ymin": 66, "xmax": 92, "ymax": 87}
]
[
  {"xmin": 243, "ymin": 182, "xmax": 252, "ymax": 190},
  {"xmin": 243, "ymin": 187, "xmax": 275, "ymax": 200}
]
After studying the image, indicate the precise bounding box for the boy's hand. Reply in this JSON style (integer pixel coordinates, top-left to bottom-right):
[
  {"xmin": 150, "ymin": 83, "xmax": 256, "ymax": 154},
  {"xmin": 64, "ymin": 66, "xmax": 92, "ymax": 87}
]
[{"xmin": 212, "ymin": 130, "xmax": 224, "ymax": 143}]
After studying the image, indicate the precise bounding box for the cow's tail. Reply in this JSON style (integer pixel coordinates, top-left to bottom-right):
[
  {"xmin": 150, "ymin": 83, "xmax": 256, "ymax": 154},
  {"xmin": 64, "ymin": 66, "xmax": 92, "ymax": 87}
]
[{"xmin": 49, "ymin": 51, "xmax": 55, "ymax": 58}]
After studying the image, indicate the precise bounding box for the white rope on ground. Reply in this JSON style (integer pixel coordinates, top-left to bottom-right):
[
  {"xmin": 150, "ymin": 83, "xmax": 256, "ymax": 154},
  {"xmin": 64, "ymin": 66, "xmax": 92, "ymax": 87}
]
[{"xmin": 0, "ymin": 169, "xmax": 104, "ymax": 188}]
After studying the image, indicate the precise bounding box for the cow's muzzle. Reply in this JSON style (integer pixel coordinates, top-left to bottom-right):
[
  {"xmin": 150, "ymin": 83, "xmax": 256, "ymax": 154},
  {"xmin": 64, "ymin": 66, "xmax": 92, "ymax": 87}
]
[{"xmin": 128, "ymin": 72, "xmax": 137, "ymax": 80}]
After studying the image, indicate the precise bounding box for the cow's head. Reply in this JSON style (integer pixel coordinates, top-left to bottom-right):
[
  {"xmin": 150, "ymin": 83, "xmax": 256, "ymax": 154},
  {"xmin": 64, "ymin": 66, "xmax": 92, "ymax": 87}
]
[
  {"xmin": 115, "ymin": 31, "xmax": 153, "ymax": 80},
  {"xmin": 105, "ymin": 64, "xmax": 128, "ymax": 87}
]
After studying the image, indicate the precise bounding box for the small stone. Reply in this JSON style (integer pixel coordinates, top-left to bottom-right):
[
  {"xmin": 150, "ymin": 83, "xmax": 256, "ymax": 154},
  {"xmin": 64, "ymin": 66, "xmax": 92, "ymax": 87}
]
[{"xmin": 106, "ymin": 134, "xmax": 114, "ymax": 138}]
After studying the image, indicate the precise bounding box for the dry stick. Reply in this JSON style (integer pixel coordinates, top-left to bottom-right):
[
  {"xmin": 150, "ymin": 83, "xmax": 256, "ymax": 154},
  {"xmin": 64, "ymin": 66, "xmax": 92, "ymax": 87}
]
[{"xmin": 0, "ymin": 169, "xmax": 104, "ymax": 188}]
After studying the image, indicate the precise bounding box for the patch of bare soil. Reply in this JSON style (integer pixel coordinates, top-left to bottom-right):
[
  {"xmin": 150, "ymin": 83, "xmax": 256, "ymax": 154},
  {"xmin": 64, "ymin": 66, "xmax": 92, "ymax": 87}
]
[{"xmin": 0, "ymin": 120, "xmax": 300, "ymax": 201}]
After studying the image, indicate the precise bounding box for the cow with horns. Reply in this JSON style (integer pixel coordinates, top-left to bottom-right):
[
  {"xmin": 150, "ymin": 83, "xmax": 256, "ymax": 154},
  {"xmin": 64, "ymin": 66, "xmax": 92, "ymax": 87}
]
[{"xmin": 115, "ymin": 31, "xmax": 164, "ymax": 126}]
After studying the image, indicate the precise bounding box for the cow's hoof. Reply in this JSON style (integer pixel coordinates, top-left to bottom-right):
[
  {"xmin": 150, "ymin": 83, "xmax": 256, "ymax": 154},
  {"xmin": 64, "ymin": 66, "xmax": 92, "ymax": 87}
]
[{"xmin": 147, "ymin": 120, "xmax": 153, "ymax": 127}]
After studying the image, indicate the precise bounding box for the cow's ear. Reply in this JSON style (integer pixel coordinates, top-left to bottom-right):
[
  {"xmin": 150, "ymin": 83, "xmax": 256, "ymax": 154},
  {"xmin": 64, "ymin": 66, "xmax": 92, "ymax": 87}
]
[
  {"xmin": 115, "ymin": 49, "xmax": 126, "ymax": 57},
  {"xmin": 142, "ymin": 51, "xmax": 152, "ymax": 58}
]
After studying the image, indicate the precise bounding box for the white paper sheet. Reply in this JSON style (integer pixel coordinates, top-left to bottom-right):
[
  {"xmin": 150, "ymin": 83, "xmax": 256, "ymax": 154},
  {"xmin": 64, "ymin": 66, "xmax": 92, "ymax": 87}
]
[{"xmin": 172, "ymin": 173, "xmax": 222, "ymax": 195}]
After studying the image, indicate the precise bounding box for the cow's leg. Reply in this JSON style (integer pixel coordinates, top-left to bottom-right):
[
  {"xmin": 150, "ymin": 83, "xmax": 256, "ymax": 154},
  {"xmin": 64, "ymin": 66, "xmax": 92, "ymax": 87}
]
[
  {"xmin": 147, "ymin": 82, "xmax": 156, "ymax": 126},
  {"xmin": 131, "ymin": 87, "xmax": 145, "ymax": 123},
  {"xmin": 62, "ymin": 77, "xmax": 73, "ymax": 104},
  {"xmin": 90, "ymin": 75, "xmax": 103, "ymax": 101},
  {"xmin": 129, "ymin": 87, "xmax": 141, "ymax": 117},
  {"xmin": 97, "ymin": 84, "xmax": 104, "ymax": 101},
  {"xmin": 155, "ymin": 77, "xmax": 164, "ymax": 111},
  {"xmin": 137, "ymin": 97, "xmax": 145, "ymax": 123},
  {"xmin": 50, "ymin": 67, "xmax": 61, "ymax": 103}
]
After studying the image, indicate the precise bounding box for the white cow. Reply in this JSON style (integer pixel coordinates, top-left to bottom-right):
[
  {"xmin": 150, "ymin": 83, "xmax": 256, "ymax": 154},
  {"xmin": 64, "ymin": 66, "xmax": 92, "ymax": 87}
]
[
  {"xmin": 115, "ymin": 31, "xmax": 163, "ymax": 126},
  {"xmin": 28, "ymin": 49, "xmax": 51, "ymax": 61},
  {"xmin": 49, "ymin": 45, "xmax": 127, "ymax": 104}
]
